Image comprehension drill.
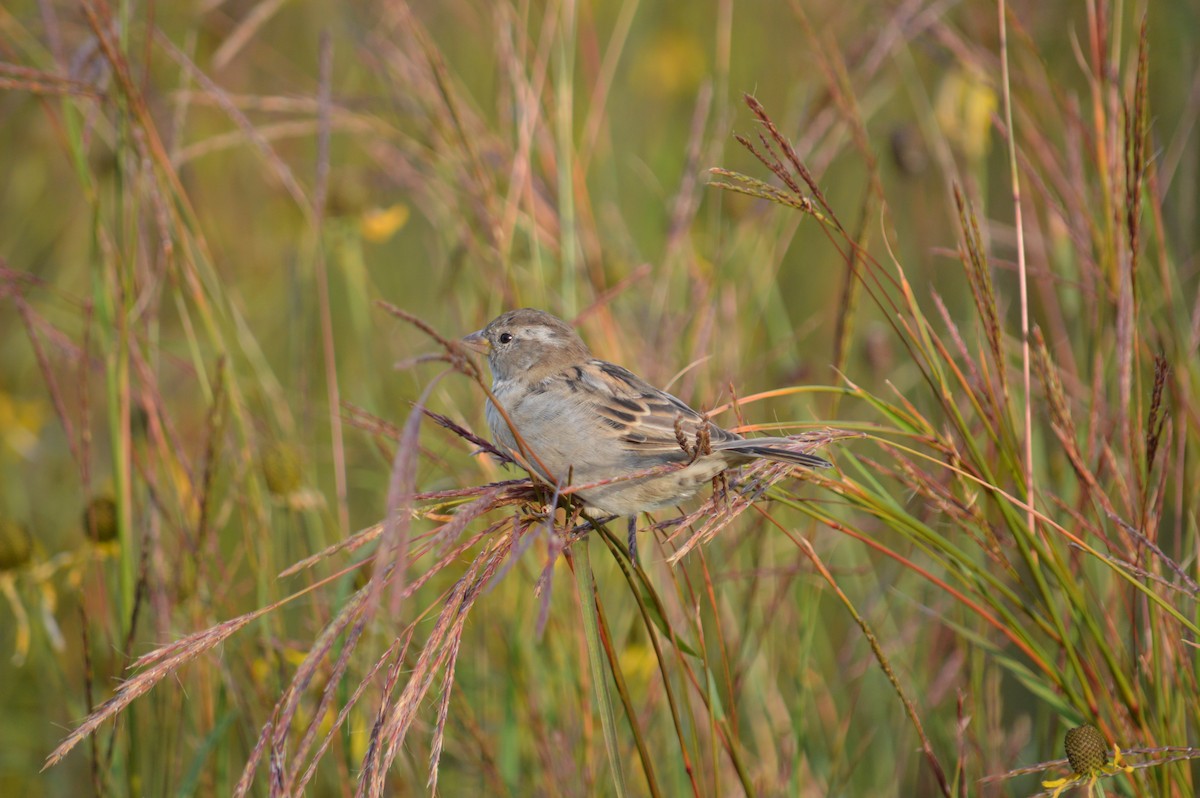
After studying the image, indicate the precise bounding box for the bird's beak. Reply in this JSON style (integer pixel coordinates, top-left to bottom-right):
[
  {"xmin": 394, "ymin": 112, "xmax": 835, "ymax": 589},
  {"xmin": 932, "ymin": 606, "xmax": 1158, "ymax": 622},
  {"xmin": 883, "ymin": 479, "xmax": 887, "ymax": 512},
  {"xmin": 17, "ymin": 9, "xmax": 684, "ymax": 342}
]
[{"xmin": 461, "ymin": 330, "xmax": 490, "ymax": 354}]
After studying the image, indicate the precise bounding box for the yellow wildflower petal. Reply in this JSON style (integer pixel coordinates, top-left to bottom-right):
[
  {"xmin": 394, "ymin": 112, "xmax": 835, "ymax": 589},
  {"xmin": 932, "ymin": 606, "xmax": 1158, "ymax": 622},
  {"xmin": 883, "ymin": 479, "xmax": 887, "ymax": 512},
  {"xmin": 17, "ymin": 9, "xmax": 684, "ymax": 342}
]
[
  {"xmin": 934, "ymin": 67, "xmax": 997, "ymax": 160},
  {"xmin": 630, "ymin": 31, "xmax": 706, "ymax": 97},
  {"xmin": 360, "ymin": 204, "xmax": 410, "ymax": 242},
  {"xmin": 1040, "ymin": 776, "xmax": 1072, "ymax": 798},
  {"xmin": 1111, "ymin": 744, "xmax": 1133, "ymax": 774}
]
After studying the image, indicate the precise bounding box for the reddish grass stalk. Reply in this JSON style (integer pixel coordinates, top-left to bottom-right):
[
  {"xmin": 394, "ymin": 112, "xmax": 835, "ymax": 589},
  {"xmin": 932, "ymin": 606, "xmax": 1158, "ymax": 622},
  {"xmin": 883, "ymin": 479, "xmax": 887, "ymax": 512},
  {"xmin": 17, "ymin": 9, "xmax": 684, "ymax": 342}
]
[{"xmin": 997, "ymin": 0, "xmax": 1038, "ymax": 549}]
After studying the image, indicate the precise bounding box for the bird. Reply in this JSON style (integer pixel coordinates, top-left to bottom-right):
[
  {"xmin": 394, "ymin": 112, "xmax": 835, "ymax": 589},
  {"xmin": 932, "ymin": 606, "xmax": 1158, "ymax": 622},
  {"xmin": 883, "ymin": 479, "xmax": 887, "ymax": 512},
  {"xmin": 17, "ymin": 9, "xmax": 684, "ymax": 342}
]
[{"xmin": 462, "ymin": 308, "xmax": 831, "ymax": 560}]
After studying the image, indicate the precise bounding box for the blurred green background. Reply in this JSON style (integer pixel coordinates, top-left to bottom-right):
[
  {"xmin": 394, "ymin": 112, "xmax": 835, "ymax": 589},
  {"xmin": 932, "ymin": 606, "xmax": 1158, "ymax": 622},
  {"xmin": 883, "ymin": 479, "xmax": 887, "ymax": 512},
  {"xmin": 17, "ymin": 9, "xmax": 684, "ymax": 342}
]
[{"xmin": 2, "ymin": 0, "xmax": 1198, "ymax": 795}]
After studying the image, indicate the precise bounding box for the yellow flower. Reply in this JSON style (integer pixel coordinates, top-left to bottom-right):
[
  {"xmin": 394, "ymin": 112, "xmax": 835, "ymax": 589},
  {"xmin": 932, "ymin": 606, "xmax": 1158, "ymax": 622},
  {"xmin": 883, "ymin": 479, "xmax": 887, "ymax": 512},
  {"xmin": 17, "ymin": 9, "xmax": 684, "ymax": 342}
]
[
  {"xmin": 0, "ymin": 392, "xmax": 46, "ymax": 458},
  {"xmin": 359, "ymin": 204, "xmax": 410, "ymax": 243},
  {"xmin": 934, "ymin": 67, "xmax": 997, "ymax": 161},
  {"xmin": 630, "ymin": 31, "xmax": 706, "ymax": 98},
  {"xmin": 617, "ymin": 639, "xmax": 656, "ymax": 683},
  {"xmin": 1042, "ymin": 725, "xmax": 1133, "ymax": 797}
]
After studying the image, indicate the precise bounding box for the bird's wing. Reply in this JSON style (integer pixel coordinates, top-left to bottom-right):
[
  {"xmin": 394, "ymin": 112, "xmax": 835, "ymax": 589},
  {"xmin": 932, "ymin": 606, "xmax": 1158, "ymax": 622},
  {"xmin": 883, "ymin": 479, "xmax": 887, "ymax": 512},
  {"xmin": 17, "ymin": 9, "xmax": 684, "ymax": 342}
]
[{"xmin": 573, "ymin": 359, "xmax": 741, "ymax": 458}]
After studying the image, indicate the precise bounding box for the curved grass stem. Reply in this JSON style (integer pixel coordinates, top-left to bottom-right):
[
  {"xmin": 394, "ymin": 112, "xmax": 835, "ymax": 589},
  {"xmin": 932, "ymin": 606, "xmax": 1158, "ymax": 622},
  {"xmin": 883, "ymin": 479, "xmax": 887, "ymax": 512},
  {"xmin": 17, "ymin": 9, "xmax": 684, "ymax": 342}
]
[{"xmin": 571, "ymin": 534, "xmax": 630, "ymax": 798}]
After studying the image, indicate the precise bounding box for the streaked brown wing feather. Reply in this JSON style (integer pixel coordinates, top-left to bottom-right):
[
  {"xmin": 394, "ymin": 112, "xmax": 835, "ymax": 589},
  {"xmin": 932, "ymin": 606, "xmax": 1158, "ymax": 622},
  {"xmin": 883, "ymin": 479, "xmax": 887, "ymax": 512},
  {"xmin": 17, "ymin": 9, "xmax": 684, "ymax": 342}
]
[{"xmin": 577, "ymin": 359, "xmax": 740, "ymax": 457}]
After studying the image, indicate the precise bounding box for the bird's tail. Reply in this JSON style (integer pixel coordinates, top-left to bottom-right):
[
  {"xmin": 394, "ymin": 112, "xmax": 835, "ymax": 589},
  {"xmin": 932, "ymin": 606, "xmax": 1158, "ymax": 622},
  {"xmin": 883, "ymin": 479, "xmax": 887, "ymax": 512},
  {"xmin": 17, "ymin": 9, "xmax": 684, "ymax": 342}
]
[{"xmin": 715, "ymin": 437, "xmax": 833, "ymax": 470}]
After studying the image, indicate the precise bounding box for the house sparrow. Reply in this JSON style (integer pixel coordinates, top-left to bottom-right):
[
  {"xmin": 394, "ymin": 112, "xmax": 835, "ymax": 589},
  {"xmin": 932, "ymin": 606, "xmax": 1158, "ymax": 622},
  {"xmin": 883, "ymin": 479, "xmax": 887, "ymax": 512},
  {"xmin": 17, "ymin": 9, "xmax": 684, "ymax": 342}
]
[{"xmin": 462, "ymin": 308, "xmax": 831, "ymax": 559}]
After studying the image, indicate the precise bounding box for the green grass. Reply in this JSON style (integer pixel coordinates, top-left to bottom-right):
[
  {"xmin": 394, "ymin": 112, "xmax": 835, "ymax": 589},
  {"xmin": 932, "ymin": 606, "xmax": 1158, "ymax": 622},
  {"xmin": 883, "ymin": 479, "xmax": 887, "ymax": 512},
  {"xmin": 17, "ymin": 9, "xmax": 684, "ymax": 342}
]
[{"xmin": 2, "ymin": 0, "xmax": 1199, "ymax": 796}]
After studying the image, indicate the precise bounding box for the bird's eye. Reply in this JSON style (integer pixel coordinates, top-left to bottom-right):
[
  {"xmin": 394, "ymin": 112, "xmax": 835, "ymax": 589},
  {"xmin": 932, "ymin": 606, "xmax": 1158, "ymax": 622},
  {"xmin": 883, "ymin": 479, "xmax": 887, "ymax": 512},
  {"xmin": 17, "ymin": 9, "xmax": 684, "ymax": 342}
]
[{"xmin": 498, "ymin": 332, "xmax": 513, "ymax": 344}]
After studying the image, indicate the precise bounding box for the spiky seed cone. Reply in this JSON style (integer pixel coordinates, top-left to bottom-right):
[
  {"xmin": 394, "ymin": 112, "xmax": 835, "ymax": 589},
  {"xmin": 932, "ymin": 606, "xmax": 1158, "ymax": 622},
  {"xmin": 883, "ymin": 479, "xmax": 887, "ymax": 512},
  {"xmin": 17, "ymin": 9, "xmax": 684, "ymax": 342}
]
[
  {"xmin": 83, "ymin": 496, "xmax": 118, "ymax": 543},
  {"xmin": 0, "ymin": 520, "xmax": 32, "ymax": 571},
  {"xmin": 1065, "ymin": 725, "xmax": 1109, "ymax": 774},
  {"xmin": 262, "ymin": 442, "xmax": 303, "ymax": 497}
]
